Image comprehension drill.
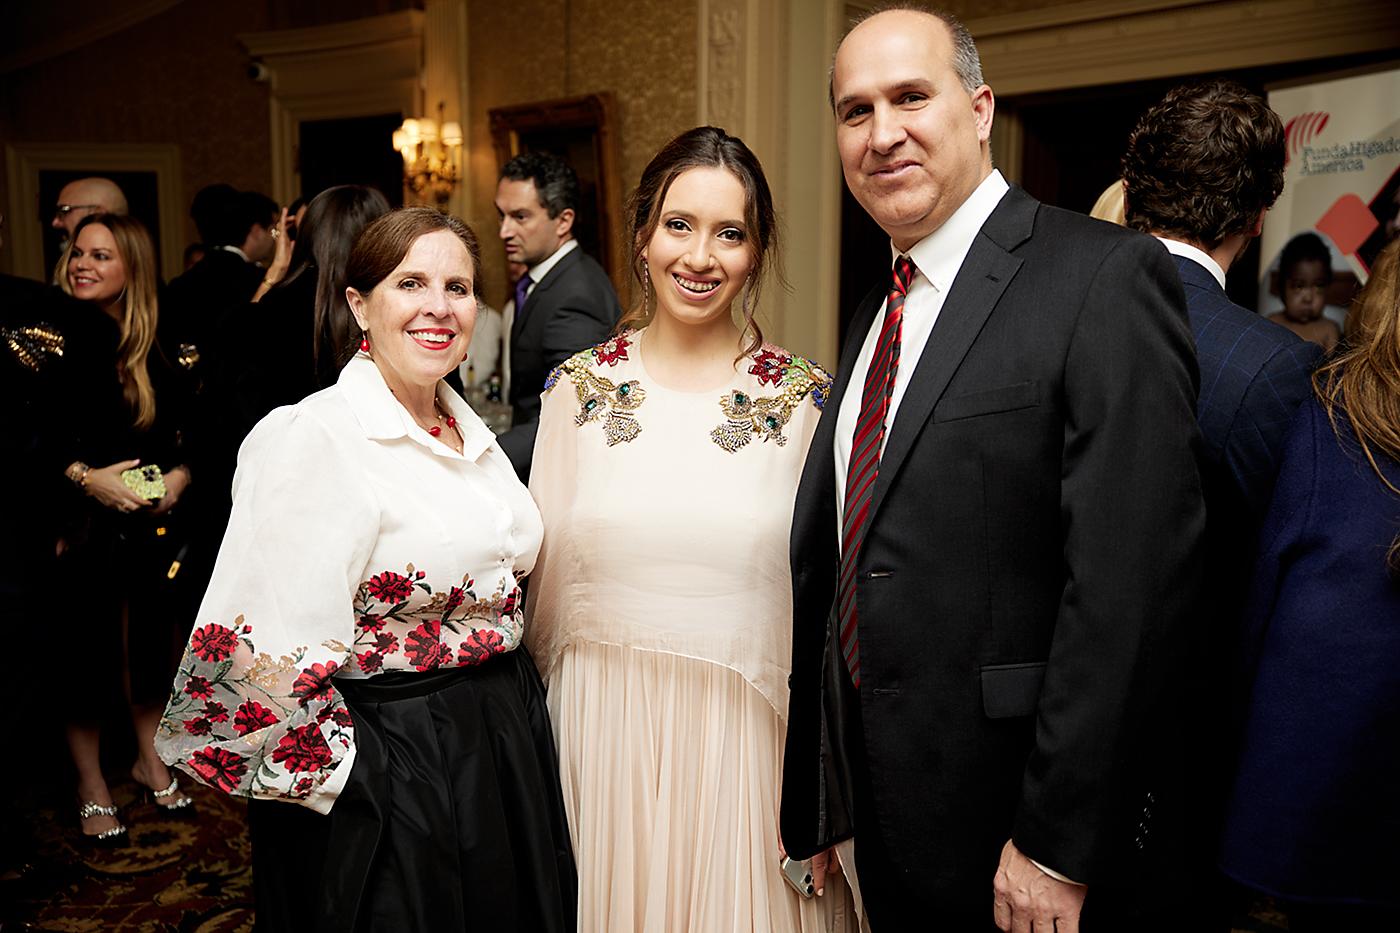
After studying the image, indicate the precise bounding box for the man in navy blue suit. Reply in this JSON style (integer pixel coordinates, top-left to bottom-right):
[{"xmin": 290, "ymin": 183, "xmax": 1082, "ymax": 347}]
[{"xmin": 1122, "ymin": 79, "xmax": 1321, "ymax": 931}]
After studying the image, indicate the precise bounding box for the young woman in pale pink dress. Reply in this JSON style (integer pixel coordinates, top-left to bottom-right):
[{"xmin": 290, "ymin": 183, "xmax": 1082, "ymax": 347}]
[{"xmin": 526, "ymin": 126, "xmax": 859, "ymax": 931}]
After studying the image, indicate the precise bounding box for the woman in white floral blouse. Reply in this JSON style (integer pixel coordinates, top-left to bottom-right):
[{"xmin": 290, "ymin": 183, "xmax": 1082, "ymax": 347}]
[{"xmin": 156, "ymin": 208, "xmax": 575, "ymax": 932}]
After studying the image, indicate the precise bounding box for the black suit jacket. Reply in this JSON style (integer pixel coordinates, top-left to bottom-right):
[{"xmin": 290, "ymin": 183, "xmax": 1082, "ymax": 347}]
[
  {"xmin": 780, "ymin": 187, "xmax": 1206, "ymax": 904},
  {"xmin": 497, "ymin": 245, "xmax": 620, "ymax": 477},
  {"xmin": 161, "ymin": 249, "xmax": 264, "ymax": 382}
]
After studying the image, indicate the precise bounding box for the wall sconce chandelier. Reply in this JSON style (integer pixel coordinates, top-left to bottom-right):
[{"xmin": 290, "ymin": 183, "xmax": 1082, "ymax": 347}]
[{"xmin": 393, "ymin": 102, "xmax": 462, "ymax": 205}]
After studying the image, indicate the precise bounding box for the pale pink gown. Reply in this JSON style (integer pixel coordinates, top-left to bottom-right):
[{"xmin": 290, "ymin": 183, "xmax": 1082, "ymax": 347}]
[{"xmin": 527, "ymin": 331, "xmax": 861, "ymax": 932}]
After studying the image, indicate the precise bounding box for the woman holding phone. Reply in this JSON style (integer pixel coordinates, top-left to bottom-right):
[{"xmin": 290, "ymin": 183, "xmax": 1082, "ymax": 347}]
[{"xmin": 56, "ymin": 212, "xmax": 197, "ymax": 843}]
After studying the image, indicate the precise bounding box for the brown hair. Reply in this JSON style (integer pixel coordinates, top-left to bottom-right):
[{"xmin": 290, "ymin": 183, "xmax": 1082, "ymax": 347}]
[
  {"xmin": 1122, "ymin": 80, "xmax": 1285, "ymax": 251},
  {"xmin": 342, "ymin": 207, "xmax": 481, "ymax": 367},
  {"xmin": 620, "ymin": 126, "xmax": 780, "ymax": 357},
  {"xmin": 58, "ymin": 213, "xmax": 160, "ymax": 428},
  {"xmin": 1314, "ymin": 236, "xmax": 1400, "ymax": 573}
]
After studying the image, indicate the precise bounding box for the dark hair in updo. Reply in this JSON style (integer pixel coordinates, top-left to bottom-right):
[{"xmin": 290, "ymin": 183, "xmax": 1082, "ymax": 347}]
[
  {"xmin": 620, "ymin": 125, "xmax": 780, "ymax": 357},
  {"xmin": 341, "ymin": 207, "xmax": 481, "ymax": 366}
]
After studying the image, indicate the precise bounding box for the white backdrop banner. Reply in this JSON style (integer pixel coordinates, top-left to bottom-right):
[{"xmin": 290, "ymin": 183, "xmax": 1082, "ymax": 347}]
[{"xmin": 1261, "ymin": 67, "xmax": 1400, "ymax": 312}]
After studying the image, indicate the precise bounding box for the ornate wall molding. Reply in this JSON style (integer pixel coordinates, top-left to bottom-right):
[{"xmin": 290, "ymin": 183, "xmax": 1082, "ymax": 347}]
[
  {"xmin": 971, "ymin": 0, "xmax": 1400, "ymax": 96},
  {"xmin": 239, "ymin": 11, "xmax": 424, "ymax": 204}
]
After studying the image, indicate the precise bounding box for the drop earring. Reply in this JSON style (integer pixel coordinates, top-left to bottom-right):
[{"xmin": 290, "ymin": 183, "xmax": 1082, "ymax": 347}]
[
  {"xmin": 641, "ymin": 258, "xmax": 651, "ymax": 314},
  {"xmin": 360, "ymin": 333, "xmax": 371, "ymax": 353}
]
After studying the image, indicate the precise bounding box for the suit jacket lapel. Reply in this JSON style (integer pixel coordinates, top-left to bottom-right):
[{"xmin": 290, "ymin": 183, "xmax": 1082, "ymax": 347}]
[
  {"xmin": 512, "ymin": 246, "xmax": 583, "ymax": 340},
  {"xmin": 867, "ymin": 187, "xmax": 1036, "ymax": 526}
]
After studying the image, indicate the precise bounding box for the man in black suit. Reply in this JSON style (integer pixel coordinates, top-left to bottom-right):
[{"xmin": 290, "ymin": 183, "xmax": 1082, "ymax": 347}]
[
  {"xmin": 493, "ymin": 152, "xmax": 621, "ymax": 477},
  {"xmin": 1122, "ymin": 80, "xmax": 1321, "ymax": 931},
  {"xmin": 162, "ymin": 185, "xmax": 276, "ymax": 380},
  {"xmin": 779, "ymin": 7, "xmax": 1205, "ymax": 930},
  {"xmin": 162, "ymin": 186, "xmax": 277, "ymax": 600}
]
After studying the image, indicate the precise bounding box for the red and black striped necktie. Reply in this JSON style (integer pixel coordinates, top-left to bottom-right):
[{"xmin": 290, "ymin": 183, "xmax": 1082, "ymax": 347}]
[{"xmin": 838, "ymin": 255, "xmax": 914, "ymax": 687}]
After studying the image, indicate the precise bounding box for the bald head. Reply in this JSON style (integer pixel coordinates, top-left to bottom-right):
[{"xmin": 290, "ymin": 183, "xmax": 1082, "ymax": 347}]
[{"xmin": 53, "ymin": 177, "xmax": 128, "ymax": 237}]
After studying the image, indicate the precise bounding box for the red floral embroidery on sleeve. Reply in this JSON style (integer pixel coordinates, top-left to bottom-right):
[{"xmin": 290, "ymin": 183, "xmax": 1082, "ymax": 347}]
[
  {"xmin": 291, "ymin": 661, "xmax": 340, "ymax": 706},
  {"xmin": 183, "ymin": 676, "xmax": 215, "ymax": 699},
  {"xmin": 233, "ymin": 700, "xmax": 279, "ymax": 736},
  {"xmin": 271, "ymin": 723, "xmax": 335, "ymax": 773},
  {"xmin": 190, "ymin": 623, "xmax": 239, "ymax": 662},
  {"xmin": 188, "ymin": 747, "xmax": 249, "ymax": 793}
]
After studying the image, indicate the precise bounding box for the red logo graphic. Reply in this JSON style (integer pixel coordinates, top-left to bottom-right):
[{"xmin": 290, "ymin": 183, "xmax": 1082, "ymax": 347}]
[{"xmin": 1284, "ymin": 111, "xmax": 1330, "ymax": 165}]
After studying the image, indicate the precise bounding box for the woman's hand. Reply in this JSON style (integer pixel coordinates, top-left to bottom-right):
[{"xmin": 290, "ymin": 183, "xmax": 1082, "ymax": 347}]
[
  {"xmin": 151, "ymin": 465, "xmax": 191, "ymax": 515},
  {"xmin": 252, "ymin": 207, "xmax": 292, "ymax": 303},
  {"xmin": 84, "ymin": 459, "xmax": 152, "ymax": 512}
]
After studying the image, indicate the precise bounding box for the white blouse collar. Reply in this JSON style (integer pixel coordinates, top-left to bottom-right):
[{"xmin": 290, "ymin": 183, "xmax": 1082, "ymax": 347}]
[{"xmin": 338, "ymin": 353, "xmax": 496, "ymax": 461}]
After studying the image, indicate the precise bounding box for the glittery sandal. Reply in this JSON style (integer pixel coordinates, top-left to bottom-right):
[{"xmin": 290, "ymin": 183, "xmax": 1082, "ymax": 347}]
[
  {"xmin": 143, "ymin": 774, "xmax": 196, "ymax": 816},
  {"xmin": 77, "ymin": 801, "xmax": 128, "ymax": 847}
]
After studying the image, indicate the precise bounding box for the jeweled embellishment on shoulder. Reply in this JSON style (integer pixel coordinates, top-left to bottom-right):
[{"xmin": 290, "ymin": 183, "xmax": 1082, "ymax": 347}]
[
  {"xmin": 709, "ymin": 347, "xmax": 834, "ymax": 453},
  {"xmin": 545, "ymin": 337, "xmax": 648, "ymax": 446},
  {"xmin": 3, "ymin": 323, "xmax": 65, "ymax": 372}
]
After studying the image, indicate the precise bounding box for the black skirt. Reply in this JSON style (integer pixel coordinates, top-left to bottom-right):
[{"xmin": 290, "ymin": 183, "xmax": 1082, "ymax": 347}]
[{"xmin": 249, "ymin": 647, "xmax": 577, "ymax": 932}]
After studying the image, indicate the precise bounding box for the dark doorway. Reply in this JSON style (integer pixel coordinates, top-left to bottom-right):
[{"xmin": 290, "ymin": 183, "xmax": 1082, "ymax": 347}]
[
  {"xmin": 298, "ymin": 113, "xmax": 403, "ymax": 207},
  {"xmin": 38, "ymin": 170, "xmax": 162, "ymax": 281}
]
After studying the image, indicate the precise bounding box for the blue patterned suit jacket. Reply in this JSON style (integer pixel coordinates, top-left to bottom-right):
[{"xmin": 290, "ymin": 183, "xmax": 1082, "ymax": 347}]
[
  {"xmin": 1172, "ymin": 253, "xmax": 1320, "ymax": 877},
  {"xmin": 1176, "ymin": 254, "xmax": 1320, "ymax": 519}
]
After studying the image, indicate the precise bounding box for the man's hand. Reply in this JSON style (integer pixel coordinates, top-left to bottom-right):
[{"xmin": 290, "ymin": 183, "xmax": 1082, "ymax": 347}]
[
  {"xmin": 993, "ymin": 839, "xmax": 1086, "ymax": 932},
  {"xmin": 809, "ymin": 846, "xmax": 841, "ymax": 896},
  {"xmin": 778, "ymin": 840, "xmax": 840, "ymax": 896}
]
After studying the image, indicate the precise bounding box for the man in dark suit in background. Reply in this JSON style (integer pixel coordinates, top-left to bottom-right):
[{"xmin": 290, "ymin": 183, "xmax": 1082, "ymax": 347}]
[
  {"xmin": 1122, "ymin": 79, "xmax": 1321, "ymax": 931},
  {"xmin": 163, "ymin": 184, "xmax": 276, "ymax": 382},
  {"xmin": 162, "ymin": 185, "xmax": 279, "ymax": 607},
  {"xmin": 493, "ymin": 152, "xmax": 621, "ymax": 478},
  {"xmin": 779, "ymin": 6, "xmax": 1205, "ymax": 930}
]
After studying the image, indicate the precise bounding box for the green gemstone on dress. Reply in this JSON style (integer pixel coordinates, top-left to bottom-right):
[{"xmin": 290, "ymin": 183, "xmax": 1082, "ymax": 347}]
[
  {"xmin": 765, "ymin": 416, "xmax": 778, "ymax": 429},
  {"xmin": 618, "ymin": 383, "xmax": 630, "ymax": 396},
  {"xmin": 734, "ymin": 392, "xmax": 748, "ymax": 405},
  {"xmin": 585, "ymin": 399, "xmax": 598, "ymax": 411}
]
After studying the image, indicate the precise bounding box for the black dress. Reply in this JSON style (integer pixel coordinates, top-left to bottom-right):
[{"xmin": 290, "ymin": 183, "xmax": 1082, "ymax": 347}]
[{"xmin": 60, "ymin": 332, "xmax": 197, "ymax": 710}]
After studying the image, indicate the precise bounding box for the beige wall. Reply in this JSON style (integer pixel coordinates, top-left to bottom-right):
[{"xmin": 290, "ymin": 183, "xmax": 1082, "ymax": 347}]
[
  {"xmin": 0, "ymin": 1, "xmax": 276, "ymax": 268},
  {"xmin": 464, "ymin": 0, "xmax": 700, "ymax": 308}
]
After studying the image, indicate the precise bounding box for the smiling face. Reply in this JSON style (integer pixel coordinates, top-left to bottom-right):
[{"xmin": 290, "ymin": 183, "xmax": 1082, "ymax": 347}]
[
  {"xmin": 495, "ymin": 177, "xmax": 573, "ymax": 267},
  {"xmin": 644, "ymin": 166, "xmax": 754, "ymax": 332},
  {"xmin": 832, "ymin": 11, "xmax": 994, "ymax": 251},
  {"xmin": 67, "ymin": 222, "xmax": 128, "ymax": 309},
  {"xmin": 347, "ymin": 230, "xmax": 478, "ymax": 392}
]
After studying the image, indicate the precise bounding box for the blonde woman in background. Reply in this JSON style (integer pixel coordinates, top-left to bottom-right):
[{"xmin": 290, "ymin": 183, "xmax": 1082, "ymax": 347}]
[
  {"xmin": 1090, "ymin": 179, "xmax": 1127, "ymax": 225},
  {"xmin": 56, "ymin": 213, "xmax": 197, "ymax": 844}
]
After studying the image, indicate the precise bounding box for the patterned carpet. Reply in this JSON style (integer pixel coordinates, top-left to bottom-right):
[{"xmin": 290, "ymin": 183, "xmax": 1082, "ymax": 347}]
[
  {"xmin": 4, "ymin": 778, "xmax": 252, "ymax": 933},
  {"xmin": 0, "ymin": 774, "xmax": 1290, "ymax": 932}
]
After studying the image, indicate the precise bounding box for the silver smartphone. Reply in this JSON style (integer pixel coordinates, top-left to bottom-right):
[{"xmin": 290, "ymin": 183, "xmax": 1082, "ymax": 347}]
[{"xmin": 780, "ymin": 856, "xmax": 815, "ymax": 898}]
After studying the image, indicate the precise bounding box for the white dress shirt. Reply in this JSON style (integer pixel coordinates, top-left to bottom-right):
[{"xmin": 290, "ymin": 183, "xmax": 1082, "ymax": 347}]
[
  {"xmin": 833, "ymin": 170, "xmax": 1011, "ymax": 531},
  {"xmin": 1156, "ymin": 237, "xmax": 1227, "ymax": 289}
]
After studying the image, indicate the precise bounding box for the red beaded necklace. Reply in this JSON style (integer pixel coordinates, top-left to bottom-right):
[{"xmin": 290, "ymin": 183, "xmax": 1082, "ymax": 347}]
[{"xmin": 427, "ymin": 398, "xmax": 458, "ymax": 438}]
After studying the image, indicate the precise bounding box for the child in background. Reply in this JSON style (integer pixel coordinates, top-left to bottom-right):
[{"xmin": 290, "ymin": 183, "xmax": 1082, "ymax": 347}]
[{"xmin": 1268, "ymin": 232, "xmax": 1341, "ymax": 353}]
